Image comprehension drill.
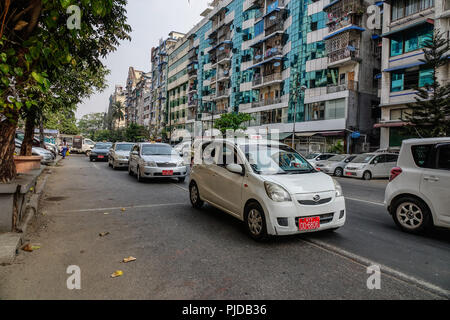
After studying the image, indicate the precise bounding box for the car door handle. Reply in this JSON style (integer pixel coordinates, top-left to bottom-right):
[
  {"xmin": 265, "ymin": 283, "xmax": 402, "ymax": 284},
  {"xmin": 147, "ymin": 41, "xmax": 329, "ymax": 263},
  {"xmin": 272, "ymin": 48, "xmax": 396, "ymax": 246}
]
[{"xmin": 424, "ymin": 176, "xmax": 439, "ymax": 182}]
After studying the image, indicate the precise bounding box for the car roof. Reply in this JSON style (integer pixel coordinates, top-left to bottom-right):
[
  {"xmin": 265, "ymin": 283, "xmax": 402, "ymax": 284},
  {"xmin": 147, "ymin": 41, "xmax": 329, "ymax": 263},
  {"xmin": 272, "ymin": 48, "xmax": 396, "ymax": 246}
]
[{"xmin": 402, "ymin": 137, "xmax": 450, "ymax": 145}]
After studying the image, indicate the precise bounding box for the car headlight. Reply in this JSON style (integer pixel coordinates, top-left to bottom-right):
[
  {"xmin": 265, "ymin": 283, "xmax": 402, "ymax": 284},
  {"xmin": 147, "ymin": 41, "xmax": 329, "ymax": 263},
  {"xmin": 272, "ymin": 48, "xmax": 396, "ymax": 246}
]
[
  {"xmin": 264, "ymin": 181, "xmax": 292, "ymax": 202},
  {"xmin": 145, "ymin": 161, "xmax": 157, "ymax": 167},
  {"xmin": 117, "ymin": 155, "xmax": 126, "ymax": 160},
  {"xmin": 333, "ymin": 179, "xmax": 343, "ymax": 197}
]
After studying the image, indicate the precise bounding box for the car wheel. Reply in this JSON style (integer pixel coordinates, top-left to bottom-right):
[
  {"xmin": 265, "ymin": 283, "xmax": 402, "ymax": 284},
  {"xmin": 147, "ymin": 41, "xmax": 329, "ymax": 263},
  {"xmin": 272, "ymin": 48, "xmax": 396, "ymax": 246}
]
[
  {"xmin": 128, "ymin": 164, "xmax": 134, "ymax": 176},
  {"xmin": 244, "ymin": 202, "xmax": 269, "ymax": 241},
  {"xmin": 89, "ymin": 158, "xmax": 93, "ymax": 162},
  {"xmin": 136, "ymin": 166, "xmax": 144, "ymax": 182},
  {"xmin": 363, "ymin": 171, "xmax": 372, "ymax": 180},
  {"xmin": 189, "ymin": 181, "xmax": 204, "ymax": 209},
  {"xmin": 178, "ymin": 177, "xmax": 186, "ymax": 183},
  {"xmin": 391, "ymin": 197, "xmax": 432, "ymax": 234},
  {"xmin": 334, "ymin": 167, "xmax": 343, "ymax": 177}
]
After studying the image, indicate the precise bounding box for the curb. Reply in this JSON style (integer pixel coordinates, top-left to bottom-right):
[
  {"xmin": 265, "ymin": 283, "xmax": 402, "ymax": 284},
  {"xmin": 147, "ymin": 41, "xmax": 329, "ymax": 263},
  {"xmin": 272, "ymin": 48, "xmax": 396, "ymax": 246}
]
[{"xmin": 0, "ymin": 163, "xmax": 53, "ymax": 265}]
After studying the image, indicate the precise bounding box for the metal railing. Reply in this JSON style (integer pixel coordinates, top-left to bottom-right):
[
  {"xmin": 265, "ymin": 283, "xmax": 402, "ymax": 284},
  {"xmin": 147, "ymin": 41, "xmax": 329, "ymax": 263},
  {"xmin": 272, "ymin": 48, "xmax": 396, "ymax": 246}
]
[
  {"xmin": 328, "ymin": 47, "xmax": 360, "ymax": 64},
  {"xmin": 326, "ymin": 80, "xmax": 358, "ymax": 93},
  {"xmin": 251, "ymin": 96, "xmax": 286, "ymax": 108}
]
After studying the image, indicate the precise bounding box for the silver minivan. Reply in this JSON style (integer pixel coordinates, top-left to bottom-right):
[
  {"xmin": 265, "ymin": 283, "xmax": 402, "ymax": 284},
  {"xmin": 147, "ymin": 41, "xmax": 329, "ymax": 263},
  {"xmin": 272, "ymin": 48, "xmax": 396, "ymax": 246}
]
[{"xmin": 343, "ymin": 153, "xmax": 399, "ymax": 180}]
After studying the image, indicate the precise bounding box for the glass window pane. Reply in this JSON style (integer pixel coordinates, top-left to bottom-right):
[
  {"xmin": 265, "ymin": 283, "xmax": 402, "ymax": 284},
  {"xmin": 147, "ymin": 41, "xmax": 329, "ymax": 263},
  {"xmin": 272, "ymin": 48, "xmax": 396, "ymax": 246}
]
[
  {"xmin": 391, "ymin": 72, "xmax": 404, "ymax": 92},
  {"xmin": 419, "ymin": 68, "xmax": 434, "ymax": 87},
  {"xmin": 390, "ymin": 37, "xmax": 403, "ymax": 56},
  {"xmin": 405, "ymin": 32, "xmax": 419, "ymax": 52}
]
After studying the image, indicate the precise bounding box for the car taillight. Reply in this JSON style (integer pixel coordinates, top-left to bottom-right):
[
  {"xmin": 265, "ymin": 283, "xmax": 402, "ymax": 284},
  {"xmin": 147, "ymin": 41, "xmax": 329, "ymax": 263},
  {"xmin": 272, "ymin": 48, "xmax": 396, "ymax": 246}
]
[{"xmin": 390, "ymin": 167, "xmax": 402, "ymax": 182}]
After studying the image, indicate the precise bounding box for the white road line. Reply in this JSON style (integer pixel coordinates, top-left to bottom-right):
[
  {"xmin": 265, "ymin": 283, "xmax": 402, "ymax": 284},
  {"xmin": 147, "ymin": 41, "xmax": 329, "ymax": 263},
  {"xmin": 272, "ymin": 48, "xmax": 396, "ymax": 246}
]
[
  {"xmin": 92, "ymin": 163, "xmax": 99, "ymax": 170},
  {"xmin": 345, "ymin": 197, "xmax": 385, "ymax": 206},
  {"xmin": 50, "ymin": 202, "xmax": 187, "ymax": 214},
  {"xmin": 302, "ymin": 238, "xmax": 449, "ymax": 299},
  {"xmin": 172, "ymin": 183, "xmax": 189, "ymax": 192}
]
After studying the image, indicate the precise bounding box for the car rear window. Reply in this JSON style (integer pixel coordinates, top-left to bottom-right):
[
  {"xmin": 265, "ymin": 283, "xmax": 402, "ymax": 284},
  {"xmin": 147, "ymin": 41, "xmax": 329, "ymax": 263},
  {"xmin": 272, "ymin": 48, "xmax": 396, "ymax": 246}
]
[
  {"xmin": 411, "ymin": 145, "xmax": 432, "ymax": 168},
  {"xmin": 437, "ymin": 145, "xmax": 450, "ymax": 170}
]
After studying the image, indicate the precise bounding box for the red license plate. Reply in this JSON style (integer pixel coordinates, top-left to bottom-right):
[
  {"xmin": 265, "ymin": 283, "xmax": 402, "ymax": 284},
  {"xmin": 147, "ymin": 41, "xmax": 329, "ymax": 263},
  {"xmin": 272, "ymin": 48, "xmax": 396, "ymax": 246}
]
[
  {"xmin": 162, "ymin": 170, "xmax": 173, "ymax": 176},
  {"xmin": 298, "ymin": 217, "xmax": 320, "ymax": 231},
  {"xmin": 346, "ymin": 172, "xmax": 352, "ymax": 176},
  {"xmin": 98, "ymin": 155, "xmax": 104, "ymax": 159}
]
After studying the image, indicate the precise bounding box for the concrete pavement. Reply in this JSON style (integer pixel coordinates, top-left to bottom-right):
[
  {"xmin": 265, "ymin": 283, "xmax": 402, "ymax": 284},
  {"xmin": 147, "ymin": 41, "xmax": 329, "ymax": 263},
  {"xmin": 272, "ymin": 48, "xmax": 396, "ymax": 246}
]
[{"xmin": 0, "ymin": 155, "xmax": 448, "ymax": 299}]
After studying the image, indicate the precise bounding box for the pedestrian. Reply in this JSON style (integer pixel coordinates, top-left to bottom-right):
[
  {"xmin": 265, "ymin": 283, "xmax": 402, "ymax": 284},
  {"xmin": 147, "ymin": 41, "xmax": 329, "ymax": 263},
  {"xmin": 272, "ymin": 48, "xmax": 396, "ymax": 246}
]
[{"xmin": 61, "ymin": 138, "xmax": 69, "ymax": 159}]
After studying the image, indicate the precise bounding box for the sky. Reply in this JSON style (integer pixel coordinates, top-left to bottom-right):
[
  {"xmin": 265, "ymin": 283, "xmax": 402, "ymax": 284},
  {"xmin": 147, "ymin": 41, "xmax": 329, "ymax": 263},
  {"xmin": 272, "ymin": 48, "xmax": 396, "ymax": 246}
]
[{"xmin": 76, "ymin": 0, "xmax": 210, "ymax": 119}]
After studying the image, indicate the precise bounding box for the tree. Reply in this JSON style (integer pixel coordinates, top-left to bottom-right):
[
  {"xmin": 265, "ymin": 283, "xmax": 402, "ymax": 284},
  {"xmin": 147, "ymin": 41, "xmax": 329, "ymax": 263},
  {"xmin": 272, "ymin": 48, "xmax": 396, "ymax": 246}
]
[
  {"xmin": 111, "ymin": 101, "xmax": 125, "ymax": 130},
  {"xmin": 78, "ymin": 112, "xmax": 107, "ymax": 137},
  {"xmin": 0, "ymin": 0, "xmax": 131, "ymax": 182},
  {"xmin": 404, "ymin": 31, "xmax": 450, "ymax": 137},
  {"xmin": 214, "ymin": 112, "xmax": 254, "ymax": 134},
  {"xmin": 125, "ymin": 123, "xmax": 150, "ymax": 142}
]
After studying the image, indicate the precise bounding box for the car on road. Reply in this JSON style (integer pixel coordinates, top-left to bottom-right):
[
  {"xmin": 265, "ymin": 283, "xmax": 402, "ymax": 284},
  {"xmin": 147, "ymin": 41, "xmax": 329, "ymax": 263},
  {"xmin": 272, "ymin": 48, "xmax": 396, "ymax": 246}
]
[
  {"xmin": 108, "ymin": 142, "xmax": 134, "ymax": 169},
  {"xmin": 385, "ymin": 137, "xmax": 450, "ymax": 233},
  {"xmin": 304, "ymin": 153, "xmax": 336, "ymax": 167},
  {"xmin": 189, "ymin": 138, "xmax": 346, "ymax": 240},
  {"xmin": 89, "ymin": 143, "xmax": 112, "ymax": 162},
  {"xmin": 128, "ymin": 142, "xmax": 188, "ymax": 182},
  {"xmin": 344, "ymin": 152, "xmax": 399, "ymax": 180},
  {"xmin": 315, "ymin": 154, "xmax": 356, "ymax": 177}
]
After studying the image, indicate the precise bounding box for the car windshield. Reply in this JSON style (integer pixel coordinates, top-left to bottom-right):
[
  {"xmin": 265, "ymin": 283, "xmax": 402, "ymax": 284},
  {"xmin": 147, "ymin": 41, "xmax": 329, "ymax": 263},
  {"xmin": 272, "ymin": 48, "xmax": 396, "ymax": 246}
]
[
  {"xmin": 116, "ymin": 144, "xmax": 133, "ymax": 151},
  {"xmin": 305, "ymin": 153, "xmax": 319, "ymax": 159},
  {"xmin": 141, "ymin": 144, "xmax": 175, "ymax": 156},
  {"xmin": 327, "ymin": 155, "xmax": 347, "ymax": 162},
  {"xmin": 94, "ymin": 144, "xmax": 110, "ymax": 150},
  {"xmin": 351, "ymin": 154, "xmax": 374, "ymax": 163},
  {"xmin": 240, "ymin": 144, "xmax": 315, "ymax": 175}
]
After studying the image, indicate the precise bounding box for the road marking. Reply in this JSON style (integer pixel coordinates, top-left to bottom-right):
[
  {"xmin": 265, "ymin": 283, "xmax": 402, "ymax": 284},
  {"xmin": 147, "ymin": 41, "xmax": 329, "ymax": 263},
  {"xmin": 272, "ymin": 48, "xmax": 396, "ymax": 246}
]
[
  {"xmin": 302, "ymin": 238, "xmax": 449, "ymax": 299},
  {"xmin": 345, "ymin": 197, "xmax": 384, "ymax": 206},
  {"xmin": 92, "ymin": 163, "xmax": 99, "ymax": 170},
  {"xmin": 49, "ymin": 202, "xmax": 187, "ymax": 214},
  {"xmin": 172, "ymin": 183, "xmax": 189, "ymax": 192}
]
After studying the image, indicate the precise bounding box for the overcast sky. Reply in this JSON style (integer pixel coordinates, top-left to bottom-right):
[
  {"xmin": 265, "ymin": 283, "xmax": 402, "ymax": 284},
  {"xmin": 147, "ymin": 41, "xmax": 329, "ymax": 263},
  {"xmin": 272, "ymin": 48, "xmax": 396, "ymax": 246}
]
[{"xmin": 76, "ymin": 0, "xmax": 210, "ymax": 119}]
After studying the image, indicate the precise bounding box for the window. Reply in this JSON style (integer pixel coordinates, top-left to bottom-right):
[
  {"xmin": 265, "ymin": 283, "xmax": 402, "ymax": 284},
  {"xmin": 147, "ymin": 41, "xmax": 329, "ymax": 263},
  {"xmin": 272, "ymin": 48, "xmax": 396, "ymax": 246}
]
[
  {"xmin": 419, "ymin": 68, "xmax": 433, "ymax": 87},
  {"xmin": 311, "ymin": 22, "xmax": 318, "ymax": 31},
  {"xmin": 392, "ymin": 0, "xmax": 434, "ymax": 21},
  {"xmin": 437, "ymin": 145, "xmax": 450, "ymax": 170},
  {"xmin": 390, "ymin": 37, "xmax": 403, "ymax": 56},
  {"xmin": 411, "ymin": 144, "xmax": 433, "ymax": 167},
  {"xmin": 389, "ymin": 24, "xmax": 433, "ymax": 56},
  {"xmin": 386, "ymin": 154, "xmax": 399, "ymax": 163},
  {"xmin": 391, "ymin": 72, "xmax": 404, "ymax": 92}
]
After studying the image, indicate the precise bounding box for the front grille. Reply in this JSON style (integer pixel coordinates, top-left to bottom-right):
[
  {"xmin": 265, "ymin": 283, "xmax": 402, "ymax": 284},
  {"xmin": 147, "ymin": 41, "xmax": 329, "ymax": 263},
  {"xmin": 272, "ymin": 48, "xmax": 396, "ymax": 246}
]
[
  {"xmin": 295, "ymin": 213, "xmax": 334, "ymax": 227},
  {"xmin": 157, "ymin": 162, "xmax": 176, "ymax": 167},
  {"xmin": 153, "ymin": 172, "xmax": 181, "ymax": 176},
  {"xmin": 298, "ymin": 197, "xmax": 332, "ymax": 205}
]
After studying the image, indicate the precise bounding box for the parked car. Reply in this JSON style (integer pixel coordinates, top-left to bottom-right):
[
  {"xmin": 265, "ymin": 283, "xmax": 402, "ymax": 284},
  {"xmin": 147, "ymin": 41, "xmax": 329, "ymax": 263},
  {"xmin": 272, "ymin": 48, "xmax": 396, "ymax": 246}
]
[
  {"xmin": 385, "ymin": 137, "xmax": 450, "ymax": 233},
  {"xmin": 304, "ymin": 153, "xmax": 336, "ymax": 167},
  {"xmin": 189, "ymin": 138, "xmax": 346, "ymax": 240},
  {"xmin": 71, "ymin": 136, "xmax": 95, "ymax": 155},
  {"xmin": 344, "ymin": 153, "xmax": 399, "ymax": 180},
  {"xmin": 89, "ymin": 143, "xmax": 112, "ymax": 162},
  {"xmin": 15, "ymin": 139, "xmax": 55, "ymax": 164},
  {"xmin": 128, "ymin": 142, "xmax": 188, "ymax": 182},
  {"xmin": 315, "ymin": 154, "xmax": 357, "ymax": 177},
  {"xmin": 108, "ymin": 142, "xmax": 134, "ymax": 169}
]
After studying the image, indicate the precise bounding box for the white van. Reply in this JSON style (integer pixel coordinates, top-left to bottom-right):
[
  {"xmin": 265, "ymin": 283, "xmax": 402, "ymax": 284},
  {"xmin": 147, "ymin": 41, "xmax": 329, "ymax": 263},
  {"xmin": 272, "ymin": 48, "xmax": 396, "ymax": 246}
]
[{"xmin": 344, "ymin": 153, "xmax": 399, "ymax": 180}]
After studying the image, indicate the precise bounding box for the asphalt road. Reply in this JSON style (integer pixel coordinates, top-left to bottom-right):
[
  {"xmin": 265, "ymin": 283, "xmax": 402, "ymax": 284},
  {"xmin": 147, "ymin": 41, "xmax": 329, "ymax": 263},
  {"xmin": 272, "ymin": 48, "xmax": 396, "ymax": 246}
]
[{"xmin": 0, "ymin": 155, "xmax": 448, "ymax": 299}]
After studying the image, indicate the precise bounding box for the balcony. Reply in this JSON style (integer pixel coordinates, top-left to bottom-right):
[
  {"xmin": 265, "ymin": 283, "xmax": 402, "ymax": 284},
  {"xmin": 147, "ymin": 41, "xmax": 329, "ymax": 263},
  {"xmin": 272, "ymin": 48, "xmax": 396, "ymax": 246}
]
[
  {"xmin": 252, "ymin": 72, "xmax": 283, "ymax": 88},
  {"xmin": 251, "ymin": 96, "xmax": 287, "ymax": 108},
  {"xmin": 327, "ymin": 47, "xmax": 360, "ymax": 66},
  {"xmin": 216, "ymin": 50, "xmax": 231, "ymax": 63},
  {"xmin": 326, "ymin": 80, "xmax": 358, "ymax": 93},
  {"xmin": 214, "ymin": 88, "xmax": 230, "ymax": 100},
  {"xmin": 216, "ymin": 70, "xmax": 230, "ymax": 82},
  {"xmin": 188, "ymin": 99, "xmax": 198, "ymax": 107},
  {"xmin": 324, "ymin": 0, "xmax": 364, "ymax": 32},
  {"xmin": 243, "ymin": 0, "xmax": 262, "ymax": 12},
  {"xmin": 264, "ymin": 11, "xmax": 285, "ymax": 31}
]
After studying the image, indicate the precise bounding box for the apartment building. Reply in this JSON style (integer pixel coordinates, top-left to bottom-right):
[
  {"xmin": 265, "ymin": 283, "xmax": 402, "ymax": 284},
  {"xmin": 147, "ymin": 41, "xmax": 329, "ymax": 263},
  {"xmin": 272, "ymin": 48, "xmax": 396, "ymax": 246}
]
[
  {"xmin": 150, "ymin": 33, "xmax": 184, "ymax": 135},
  {"xmin": 134, "ymin": 72, "xmax": 152, "ymax": 126},
  {"xmin": 378, "ymin": 0, "xmax": 450, "ymax": 148},
  {"xmin": 107, "ymin": 85, "xmax": 126, "ymax": 130},
  {"xmin": 124, "ymin": 67, "xmax": 143, "ymax": 125}
]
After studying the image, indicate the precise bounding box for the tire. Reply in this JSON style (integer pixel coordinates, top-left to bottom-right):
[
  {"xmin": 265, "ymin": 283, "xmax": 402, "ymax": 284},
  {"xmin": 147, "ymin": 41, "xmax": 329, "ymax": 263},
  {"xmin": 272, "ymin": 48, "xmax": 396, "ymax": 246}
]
[
  {"xmin": 89, "ymin": 158, "xmax": 93, "ymax": 162},
  {"xmin": 189, "ymin": 181, "xmax": 204, "ymax": 209},
  {"xmin": 334, "ymin": 167, "xmax": 343, "ymax": 177},
  {"xmin": 391, "ymin": 196, "xmax": 432, "ymax": 234},
  {"xmin": 128, "ymin": 164, "xmax": 134, "ymax": 176},
  {"xmin": 363, "ymin": 171, "xmax": 372, "ymax": 180},
  {"xmin": 178, "ymin": 177, "xmax": 186, "ymax": 183},
  {"xmin": 244, "ymin": 202, "xmax": 269, "ymax": 241},
  {"xmin": 136, "ymin": 166, "xmax": 144, "ymax": 182}
]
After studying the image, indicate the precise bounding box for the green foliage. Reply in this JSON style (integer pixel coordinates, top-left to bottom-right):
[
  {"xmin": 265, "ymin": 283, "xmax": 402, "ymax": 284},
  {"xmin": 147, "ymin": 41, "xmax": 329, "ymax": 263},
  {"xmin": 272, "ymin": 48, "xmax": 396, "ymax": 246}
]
[
  {"xmin": 214, "ymin": 112, "xmax": 254, "ymax": 134},
  {"xmin": 78, "ymin": 112, "xmax": 107, "ymax": 137},
  {"xmin": 404, "ymin": 32, "xmax": 450, "ymax": 137},
  {"xmin": 328, "ymin": 140, "xmax": 344, "ymax": 154},
  {"xmin": 125, "ymin": 123, "xmax": 150, "ymax": 142},
  {"xmin": 44, "ymin": 109, "xmax": 79, "ymax": 135}
]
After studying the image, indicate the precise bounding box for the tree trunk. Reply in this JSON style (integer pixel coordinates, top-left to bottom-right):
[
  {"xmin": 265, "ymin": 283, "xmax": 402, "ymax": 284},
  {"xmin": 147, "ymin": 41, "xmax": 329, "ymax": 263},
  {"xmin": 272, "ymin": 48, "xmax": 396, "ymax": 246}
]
[
  {"xmin": 39, "ymin": 114, "xmax": 45, "ymax": 148},
  {"xmin": 20, "ymin": 109, "xmax": 37, "ymax": 156},
  {"xmin": 0, "ymin": 113, "xmax": 19, "ymax": 183}
]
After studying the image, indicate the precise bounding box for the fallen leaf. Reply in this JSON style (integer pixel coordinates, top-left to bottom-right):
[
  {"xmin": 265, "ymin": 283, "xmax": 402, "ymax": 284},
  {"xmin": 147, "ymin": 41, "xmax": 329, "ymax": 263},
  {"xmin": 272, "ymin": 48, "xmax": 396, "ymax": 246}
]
[
  {"xmin": 103, "ymin": 212, "xmax": 110, "ymax": 215},
  {"xmin": 22, "ymin": 244, "xmax": 33, "ymax": 252},
  {"xmin": 111, "ymin": 270, "xmax": 123, "ymax": 278},
  {"xmin": 99, "ymin": 232, "xmax": 110, "ymax": 237},
  {"xmin": 31, "ymin": 245, "xmax": 40, "ymax": 250},
  {"xmin": 122, "ymin": 256, "xmax": 136, "ymax": 263},
  {"xmin": 121, "ymin": 208, "xmax": 126, "ymax": 212}
]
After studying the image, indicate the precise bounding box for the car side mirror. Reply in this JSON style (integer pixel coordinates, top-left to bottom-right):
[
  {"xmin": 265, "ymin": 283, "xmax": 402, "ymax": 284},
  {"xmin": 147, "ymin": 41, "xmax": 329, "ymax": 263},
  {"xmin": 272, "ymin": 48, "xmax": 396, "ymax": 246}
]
[{"xmin": 226, "ymin": 164, "xmax": 243, "ymax": 175}]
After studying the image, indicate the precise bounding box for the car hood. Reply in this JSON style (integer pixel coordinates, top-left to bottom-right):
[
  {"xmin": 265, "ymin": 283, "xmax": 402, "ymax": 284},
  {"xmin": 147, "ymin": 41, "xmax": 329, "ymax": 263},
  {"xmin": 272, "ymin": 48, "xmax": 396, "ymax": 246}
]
[
  {"xmin": 141, "ymin": 155, "xmax": 182, "ymax": 163},
  {"xmin": 262, "ymin": 172, "xmax": 335, "ymax": 194},
  {"xmin": 92, "ymin": 149, "xmax": 109, "ymax": 154},
  {"xmin": 116, "ymin": 151, "xmax": 130, "ymax": 157}
]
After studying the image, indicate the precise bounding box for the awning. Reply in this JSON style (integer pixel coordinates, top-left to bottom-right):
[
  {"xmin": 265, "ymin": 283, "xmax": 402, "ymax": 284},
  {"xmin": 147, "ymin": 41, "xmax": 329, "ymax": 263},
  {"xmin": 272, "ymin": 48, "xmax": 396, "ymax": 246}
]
[
  {"xmin": 319, "ymin": 130, "xmax": 345, "ymax": 137},
  {"xmin": 374, "ymin": 122, "xmax": 408, "ymax": 128},
  {"xmin": 383, "ymin": 61, "xmax": 424, "ymax": 72},
  {"xmin": 381, "ymin": 18, "xmax": 434, "ymax": 38},
  {"xmin": 323, "ymin": 25, "xmax": 365, "ymax": 41},
  {"xmin": 295, "ymin": 132, "xmax": 320, "ymax": 137},
  {"xmin": 248, "ymin": 56, "xmax": 283, "ymax": 69},
  {"xmin": 323, "ymin": 0, "xmax": 340, "ymax": 10}
]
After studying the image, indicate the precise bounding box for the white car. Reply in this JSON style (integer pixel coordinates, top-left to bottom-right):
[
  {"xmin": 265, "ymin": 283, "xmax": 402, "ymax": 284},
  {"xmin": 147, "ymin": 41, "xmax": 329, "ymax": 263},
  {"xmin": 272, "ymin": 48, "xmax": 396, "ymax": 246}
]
[
  {"xmin": 385, "ymin": 137, "xmax": 450, "ymax": 233},
  {"xmin": 304, "ymin": 153, "xmax": 336, "ymax": 167},
  {"xmin": 108, "ymin": 142, "xmax": 134, "ymax": 169},
  {"xmin": 189, "ymin": 138, "xmax": 346, "ymax": 240},
  {"xmin": 344, "ymin": 152, "xmax": 399, "ymax": 180}
]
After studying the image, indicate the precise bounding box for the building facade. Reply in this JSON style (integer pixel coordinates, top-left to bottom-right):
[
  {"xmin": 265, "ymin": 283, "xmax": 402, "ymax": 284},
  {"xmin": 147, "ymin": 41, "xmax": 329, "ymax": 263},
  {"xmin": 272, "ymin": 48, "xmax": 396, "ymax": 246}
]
[
  {"xmin": 378, "ymin": 0, "xmax": 450, "ymax": 148},
  {"xmin": 124, "ymin": 67, "xmax": 143, "ymax": 126}
]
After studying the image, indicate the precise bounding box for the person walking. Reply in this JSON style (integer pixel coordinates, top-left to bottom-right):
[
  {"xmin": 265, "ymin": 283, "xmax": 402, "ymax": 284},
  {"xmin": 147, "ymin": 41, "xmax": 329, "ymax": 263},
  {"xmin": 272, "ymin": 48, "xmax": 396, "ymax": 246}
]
[{"xmin": 61, "ymin": 138, "xmax": 69, "ymax": 159}]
